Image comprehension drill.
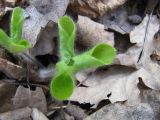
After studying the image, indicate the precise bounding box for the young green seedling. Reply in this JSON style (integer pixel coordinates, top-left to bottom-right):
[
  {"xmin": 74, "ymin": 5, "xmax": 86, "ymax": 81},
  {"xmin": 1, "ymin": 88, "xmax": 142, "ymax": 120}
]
[
  {"xmin": 0, "ymin": 7, "xmax": 30, "ymax": 54},
  {"xmin": 50, "ymin": 16, "xmax": 116, "ymax": 100}
]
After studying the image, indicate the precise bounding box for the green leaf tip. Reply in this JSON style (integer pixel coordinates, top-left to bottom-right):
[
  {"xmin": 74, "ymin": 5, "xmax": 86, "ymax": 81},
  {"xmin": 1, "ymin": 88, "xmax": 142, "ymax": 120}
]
[
  {"xmin": 50, "ymin": 72, "xmax": 74, "ymax": 100},
  {"xmin": 91, "ymin": 43, "xmax": 116, "ymax": 65},
  {"xmin": 58, "ymin": 15, "xmax": 76, "ymax": 63},
  {"xmin": 73, "ymin": 43, "xmax": 116, "ymax": 71},
  {"xmin": 11, "ymin": 7, "xmax": 24, "ymax": 41},
  {"xmin": 0, "ymin": 7, "xmax": 31, "ymax": 54}
]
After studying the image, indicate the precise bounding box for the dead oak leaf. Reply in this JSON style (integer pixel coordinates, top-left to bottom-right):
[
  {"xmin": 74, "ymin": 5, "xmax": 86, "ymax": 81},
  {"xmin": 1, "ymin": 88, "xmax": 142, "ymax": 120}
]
[
  {"xmin": 70, "ymin": 66, "xmax": 140, "ymax": 107},
  {"xmin": 70, "ymin": 0, "xmax": 127, "ymax": 18},
  {"xmin": 115, "ymin": 15, "xmax": 160, "ymax": 90},
  {"xmin": 13, "ymin": 86, "xmax": 47, "ymax": 113},
  {"xmin": 77, "ymin": 15, "xmax": 114, "ymax": 47}
]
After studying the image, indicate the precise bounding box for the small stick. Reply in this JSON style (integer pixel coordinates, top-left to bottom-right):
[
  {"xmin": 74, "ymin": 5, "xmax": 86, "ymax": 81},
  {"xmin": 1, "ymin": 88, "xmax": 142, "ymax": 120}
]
[{"xmin": 20, "ymin": 52, "xmax": 45, "ymax": 69}]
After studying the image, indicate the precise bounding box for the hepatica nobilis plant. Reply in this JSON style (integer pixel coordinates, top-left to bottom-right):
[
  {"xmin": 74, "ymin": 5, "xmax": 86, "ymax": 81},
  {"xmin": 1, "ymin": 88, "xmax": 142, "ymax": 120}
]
[
  {"xmin": 0, "ymin": 7, "xmax": 30, "ymax": 54},
  {"xmin": 51, "ymin": 16, "xmax": 116, "ymax": 100}
]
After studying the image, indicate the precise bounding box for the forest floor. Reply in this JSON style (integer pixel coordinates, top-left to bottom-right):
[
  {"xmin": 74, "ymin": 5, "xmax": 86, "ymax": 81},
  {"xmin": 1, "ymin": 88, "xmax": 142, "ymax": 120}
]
[{"xmin": 0, "ymin": 0, "xmax": 160, "ymax": 120}]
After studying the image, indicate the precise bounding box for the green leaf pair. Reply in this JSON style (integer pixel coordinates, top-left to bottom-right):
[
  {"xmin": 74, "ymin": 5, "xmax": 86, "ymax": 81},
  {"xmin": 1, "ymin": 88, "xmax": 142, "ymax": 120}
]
[
  {"xmin": 50, "ymin": 16, "xmax": 116, "ymax": 100},
  {"xmin": 0, "ymin": 7, "xmax": 30, "ymax": 54}
]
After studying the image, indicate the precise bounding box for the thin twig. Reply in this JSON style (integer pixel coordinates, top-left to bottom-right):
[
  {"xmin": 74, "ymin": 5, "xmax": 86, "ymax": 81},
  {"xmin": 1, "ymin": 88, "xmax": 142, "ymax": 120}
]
[
  {"xmin": 21, "ymin": 52, "xmax": 45, "ymax": 69},
  {"xmin": 137, "ymin": 9, "xmax": 155, "ymax": 63}
]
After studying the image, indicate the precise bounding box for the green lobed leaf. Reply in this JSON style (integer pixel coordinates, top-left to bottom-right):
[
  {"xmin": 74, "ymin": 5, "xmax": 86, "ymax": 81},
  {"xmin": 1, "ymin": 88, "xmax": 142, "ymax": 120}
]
[
  {"xmin": 58, "ymin": 15, "xmax": 76, "ymax": 64},
  {"xmin": 50, "ymin": 72, "xmax": 74, "ymax": 100},
  {"xmin": 73, "ymin": 43, "xmax": 116, "ymax": 71},
  {"xmin": 11, "ymin": 7, "xmax": 24, "ymax": 42}
]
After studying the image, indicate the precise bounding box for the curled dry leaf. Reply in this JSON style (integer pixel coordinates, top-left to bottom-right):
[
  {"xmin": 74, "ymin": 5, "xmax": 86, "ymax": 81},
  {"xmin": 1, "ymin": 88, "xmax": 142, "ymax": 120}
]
[
  {"xmin": 70, "ymin": 0, "xmax": 127, "ymax": 18},
  {"xmin": 77, "ymin": 15, "xmax": 114, "ymax": 47},
  {"xmin": 0, "ymin": 107, "xmax": 32, "ymax": 120},
  {"xmin": 115, "ymin": 15, "xmax": 160, "ymax": 90},
  {"xmin": 13, "ymin": 86, "xmax": 47, "ymax": 113},
  {"xmin": 85, "ymin": 103, "xmax": 155, "ymax": 120}
]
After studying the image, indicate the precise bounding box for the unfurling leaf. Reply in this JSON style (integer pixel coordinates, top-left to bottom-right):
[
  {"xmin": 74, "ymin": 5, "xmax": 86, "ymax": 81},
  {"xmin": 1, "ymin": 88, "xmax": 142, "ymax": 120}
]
[
  {"xmin": 58, "ymin": 16, "xmax": 76, "ymax": 64},
  {"xmin": 0, "ymin": 7, "xmax": 30, "ymax": 54}
]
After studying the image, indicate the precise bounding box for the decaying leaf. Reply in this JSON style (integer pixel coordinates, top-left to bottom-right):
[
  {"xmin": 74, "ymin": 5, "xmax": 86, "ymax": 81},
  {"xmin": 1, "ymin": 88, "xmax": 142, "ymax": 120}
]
[
  {"xmin": 71, "ymin": 66, "xmax": 140, "ymax": 106},
  {"xmin": 23, "ymin": 5, "xmax": 48, "ymax": 47},
  {"xmin": 30, "ymin": 21, "xmax": 57, "ymax": 56},
  {"xmin": 115, "ymin": 15, "xmax": 160, "ymax": 90},
  {"xmin": 32, "ymin": 108, "xmax": 48, "ymax": 120},
  {"xmin": 99, "ymin": 6, "xmax": 136, "ymax": 34},
  {"xmin": 77, "ymin": 15, "xmax": 114, "ymax": 47},
  {"xmin": 0, "ymin": 107, "xmax": 32, "ymax": 120},
  {"xmin": 23, "ymin": 0, "xmax": 69, "ymax": 48},
  {"xmin": 0, "ymin": 81, "xmax": 16, "ymax": 113},
  {"xmin": 72, "ymin": 15, "xmax": 160, "ymax": 106},
  {"xmin": 0, "ymin": 57, "xmax": 26, "ymax": 80},
  {"xmin": 30, "ymin": 0, "xmax": 69, "ymax": 22},
  {"xmin": 13, "ymin": 86, "xmax": 47, "ymax": 113},
  {"xmin": 65, "ymin": 104, "xmax": 87, "ymax": 120},
  {"xmin": 85, "ymin": 103, "xmax": 155, "ymax": 120},
  {"xmin": 70, "ymin": 0, "xmax": 127, "ymax": 18}
]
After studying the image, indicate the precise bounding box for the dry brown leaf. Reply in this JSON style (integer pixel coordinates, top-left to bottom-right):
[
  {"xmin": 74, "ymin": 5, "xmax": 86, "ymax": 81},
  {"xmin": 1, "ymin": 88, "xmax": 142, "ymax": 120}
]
[
  {"xmin": 30, "ymin": 0, "xmax": 69, "ymax": 22},
  {"xmin": 13, "ymin": 86, "xmax": 47, "ymax": 113},
  {"xmin": 114, "ymin": 15, "xmax": 159, "ymax": 67},
  {"xmin": 70, "ymin": 0, "xmax": 127, "ymax": 18},
  {"xmin": 0, "ymin": 57, "xmax": 43, "ymax": 82},
  {"xmin": 99, "ymin": 6, "xmax": 136, "ymax": 34},
  {"xmin": 0, "ymin": 58, "xmax": 26, "ymax": 80},
  {"xmin": 30, "ymin": 21, "xmax": 57, "ymax": 56},
  {"xmin": 77, "ymin": 15, "xmax": 114, "ymax": 47},
  {"xmin": 23, "ymin": 0, "xmax": 69, "ymax": 50},
  {"xmin": 0, "ymin": 81, "xmax": 16, "ymax": 113},
  {"xmin": 23, "ymin": 6, "xmax": 48, "ymax": 47},
  {"xmin": 85, "ymin": 103, "xmax": 155, "ymax": 120},
  {"xmin": 115, "ymin": 15, "xmax": 160, "ymax": 90},
  {"xmin": 71, "ymin": 66, "xmax": 140, "ymax": 106},
  {"xmin": 0, "ymin": 107, "xmax": 32, "ymax": 120}
]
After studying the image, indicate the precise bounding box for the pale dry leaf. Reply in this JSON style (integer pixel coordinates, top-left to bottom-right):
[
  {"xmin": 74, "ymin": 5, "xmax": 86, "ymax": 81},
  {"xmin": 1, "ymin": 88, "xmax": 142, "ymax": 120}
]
[
  {"xmin": 23, "ymin": 5, "xmax": 48, "ymax": 47},
  {"xmin": 23, "ymin": 0, "xmax": 69, "ymax": 49},
  {"xmin": 65, "ymin": 104, "xmax": 87, "ymax": 120},
  {"xmin": 115, "ymin": 15, "xmax": 160, "ymax": 90},
  {"xmin": 0, "ymin": 107, "xmax": 32, "ymax": 120},
  {"xmin": 30, "ymin": 21, "xmax": 57, "ymax": 56},
  {"xmin": 32, "ymin": 108, "xmax": 48, "ymax": 120},
  {"xmin": 99, "ymin": 6, "xmax": 135, "ymax": 34},
  {"xmin": 30, "ymin": 0, "xmax": 69, "ymax": 22},
  {"xmin": 70, "ymin": 0, "xmax": 127, "ymax": 18},
  {"xmin": 77, "ymin": 15, "xmax": 114, "ymax": 47},
  {"xmin": 85, "ymin": 103, "xmax": 155, "ymax": 120},
  {"xmin": 13, "ymin": 86, "xmax": 47, "ymax": 113},
  {"xmin": 114, "ymin": 15, "xmax": 159, "ymax": 68},
  {"xmin": 71, "ymin": 66, "xmax": 140, "ymax": 106}
]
